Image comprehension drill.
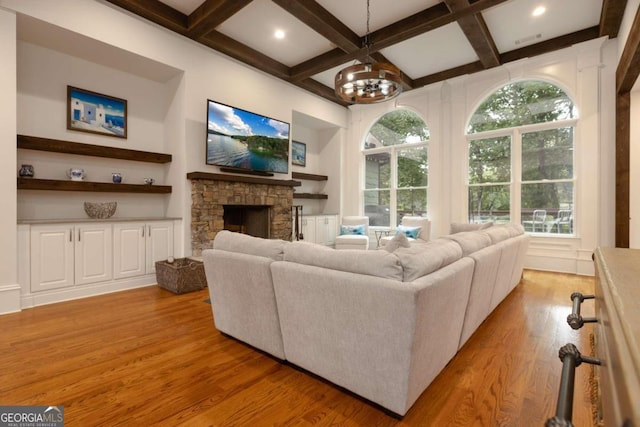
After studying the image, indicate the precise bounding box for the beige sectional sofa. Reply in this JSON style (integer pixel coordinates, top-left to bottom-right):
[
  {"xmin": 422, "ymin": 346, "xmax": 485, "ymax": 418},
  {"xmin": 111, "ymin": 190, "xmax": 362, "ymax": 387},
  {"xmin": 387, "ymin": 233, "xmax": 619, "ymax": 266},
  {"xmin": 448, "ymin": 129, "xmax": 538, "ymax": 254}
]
[{"xmin": 202, "ymin": 224, "xmax": 529, "ymax": 416}]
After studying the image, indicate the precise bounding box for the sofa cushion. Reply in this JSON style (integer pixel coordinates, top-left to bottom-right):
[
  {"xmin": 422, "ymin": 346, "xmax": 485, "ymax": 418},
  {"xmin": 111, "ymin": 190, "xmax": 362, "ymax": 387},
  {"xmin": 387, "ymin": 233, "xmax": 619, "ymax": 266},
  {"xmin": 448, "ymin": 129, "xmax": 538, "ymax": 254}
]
[
  {"xmin": 483, "ymin": 226, "xmax": 511, "ymax": 244},
  {"xmin": 443, "ymin": 230, "xmax": 493, "ymax": 256},
  {"xmin": 381, "ymin": 232, "xmax": 411, "ymax": 252},
  {"xmin": 394, "ymin": 238, "xmax": 463, "ymax": 282},
  {"xmin": 396, "ymin": 225, "xmax": 421, "ymax": 239},
  {"xmin": 502, "ymin": 223, "xmax": 525, "ymax": 236},
  {"xmin": 213, "ymin": 230, "xmax": 286, "ymax": 261},
  {"xmin": 450, "ymin": 222, "xmax": 493, "ymax": 234},
  {"xmin": 340, "ymin": 224, "xmax": 366, "ymax": 236},
  {"xmin": 284, "ymin": 241, "xmax": 403, "ymax": 280}
]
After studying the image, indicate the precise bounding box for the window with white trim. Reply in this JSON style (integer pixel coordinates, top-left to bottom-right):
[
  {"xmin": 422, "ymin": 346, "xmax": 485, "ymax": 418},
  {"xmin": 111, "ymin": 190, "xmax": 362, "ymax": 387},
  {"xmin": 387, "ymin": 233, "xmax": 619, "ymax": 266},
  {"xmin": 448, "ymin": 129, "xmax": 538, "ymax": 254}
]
[
  {"xmin": 467, "ymin": 80, "xmax": 577, "ymax": 235},
  {"xmin": 363, "ymin": 109, "xmax": 429, "ymax": 227}
]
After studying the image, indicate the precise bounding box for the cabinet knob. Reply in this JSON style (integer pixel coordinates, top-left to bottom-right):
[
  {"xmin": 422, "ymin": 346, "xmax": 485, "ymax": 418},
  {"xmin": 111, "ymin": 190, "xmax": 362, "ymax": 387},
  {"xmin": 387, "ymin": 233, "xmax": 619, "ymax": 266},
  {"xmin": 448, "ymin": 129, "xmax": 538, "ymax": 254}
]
[{"xmin": 567, "ymin": 292, "xmax": 597, "ymax": 330}]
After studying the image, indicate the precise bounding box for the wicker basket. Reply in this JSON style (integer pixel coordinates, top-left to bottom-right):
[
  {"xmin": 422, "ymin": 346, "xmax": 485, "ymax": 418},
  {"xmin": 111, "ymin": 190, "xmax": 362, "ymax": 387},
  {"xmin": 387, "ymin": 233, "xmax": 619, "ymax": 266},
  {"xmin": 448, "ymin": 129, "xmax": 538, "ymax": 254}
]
[{"xmin": 156, "ymin": 258, "xmax": 207, "ymax": 294}]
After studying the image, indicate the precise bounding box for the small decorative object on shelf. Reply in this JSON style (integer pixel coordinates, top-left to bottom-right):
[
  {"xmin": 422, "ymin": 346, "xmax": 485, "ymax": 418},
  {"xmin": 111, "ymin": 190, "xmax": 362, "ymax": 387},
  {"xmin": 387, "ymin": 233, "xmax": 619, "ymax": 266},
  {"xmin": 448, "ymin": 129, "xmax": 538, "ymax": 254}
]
[
  {"xmin": 67, "ymin": 168, "xmax": 85, "ymax": 181},
  {"xmin": 18, "ymin": 164, "xmax": 34, "ymax": 178},
  {"xmin": 84, "ymin": 201, "xmax": 117, "ymax": 219},
  {"xmin": 112, "ymin": 172, "xmax": 123, "ymax": 183},
  {"xmin": 143, "ymin": 177, "xmax": 155, "ymax": 185}
]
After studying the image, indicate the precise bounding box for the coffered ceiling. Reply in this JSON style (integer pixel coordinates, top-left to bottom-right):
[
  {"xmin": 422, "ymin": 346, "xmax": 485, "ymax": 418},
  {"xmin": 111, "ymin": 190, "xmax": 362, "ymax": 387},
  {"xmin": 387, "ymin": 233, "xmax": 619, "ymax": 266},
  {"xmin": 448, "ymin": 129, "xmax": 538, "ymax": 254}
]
[{"xmin": 103, "ymin": 0, "xmax": 626, "ymax": 106}]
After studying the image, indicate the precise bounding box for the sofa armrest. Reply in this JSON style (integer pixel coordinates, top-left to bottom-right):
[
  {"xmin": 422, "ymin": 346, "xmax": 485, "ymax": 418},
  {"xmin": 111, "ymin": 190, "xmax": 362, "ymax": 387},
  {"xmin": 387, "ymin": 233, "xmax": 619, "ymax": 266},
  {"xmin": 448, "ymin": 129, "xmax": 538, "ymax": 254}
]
[{"xmin": 202, "ymin": 249, "xmax": 285, "ymax": 359}]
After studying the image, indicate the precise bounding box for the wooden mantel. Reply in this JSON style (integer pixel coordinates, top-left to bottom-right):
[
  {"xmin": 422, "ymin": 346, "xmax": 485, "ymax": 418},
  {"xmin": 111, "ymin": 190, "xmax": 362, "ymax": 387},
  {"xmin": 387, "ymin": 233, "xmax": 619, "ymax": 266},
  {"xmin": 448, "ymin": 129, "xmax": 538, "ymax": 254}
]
[{"xmin": 186, "ymin": 172, "xmax": 300, "ymax": 187}]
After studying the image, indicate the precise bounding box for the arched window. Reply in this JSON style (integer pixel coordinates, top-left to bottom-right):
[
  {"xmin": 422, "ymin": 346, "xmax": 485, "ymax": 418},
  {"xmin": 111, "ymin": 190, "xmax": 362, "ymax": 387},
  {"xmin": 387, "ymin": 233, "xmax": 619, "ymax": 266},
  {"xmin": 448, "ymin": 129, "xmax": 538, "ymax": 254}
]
[
  {"xmin": 467, "ymin": 80, "xmax": 577, "ymax": 235},
  {"xmin": 363, "ymin": 109, "xmax": 429, "ymax": 227}
]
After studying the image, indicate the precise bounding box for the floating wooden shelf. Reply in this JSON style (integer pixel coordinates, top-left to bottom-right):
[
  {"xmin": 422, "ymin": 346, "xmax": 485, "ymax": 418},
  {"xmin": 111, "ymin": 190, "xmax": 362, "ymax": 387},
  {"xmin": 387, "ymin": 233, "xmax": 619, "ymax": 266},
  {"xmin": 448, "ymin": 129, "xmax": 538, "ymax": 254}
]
[
  {"xmin": 187, "ymin": 171, "xmax": 300, "ymax": 187},
  {"xmin": 18, "ymin": 178, "xmax": 172, "ymax": 194},
  {"xmin": 293, "ymin": 193, "xmax": 328, "ymax": 199},
  {"xmin": 292, "ymin": 172, "xmax": 328, "ymax": 181},
  {"xmin": 18, "ymin": 134, "xmax": 172, "ymax": 164}
]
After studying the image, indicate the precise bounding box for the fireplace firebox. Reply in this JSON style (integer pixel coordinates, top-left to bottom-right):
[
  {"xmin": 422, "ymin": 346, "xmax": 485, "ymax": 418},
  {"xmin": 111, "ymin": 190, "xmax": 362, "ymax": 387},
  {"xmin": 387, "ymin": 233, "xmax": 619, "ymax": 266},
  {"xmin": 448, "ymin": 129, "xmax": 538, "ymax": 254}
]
[{"xmin": 223, "ymin": 205, "xmax": 270, "ymax": 238}]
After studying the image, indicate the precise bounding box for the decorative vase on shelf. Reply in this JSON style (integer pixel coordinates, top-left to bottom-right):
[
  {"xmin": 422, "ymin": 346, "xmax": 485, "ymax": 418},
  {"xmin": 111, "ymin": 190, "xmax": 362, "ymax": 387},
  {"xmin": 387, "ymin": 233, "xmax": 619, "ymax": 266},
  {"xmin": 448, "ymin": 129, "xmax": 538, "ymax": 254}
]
[
  {"xmin": 67, "ymin": 168, "xmax": 85, "ymax": 181},
  {"xmin": 18, "ymin": 164, "xmax": 34, "ymax": 178}
]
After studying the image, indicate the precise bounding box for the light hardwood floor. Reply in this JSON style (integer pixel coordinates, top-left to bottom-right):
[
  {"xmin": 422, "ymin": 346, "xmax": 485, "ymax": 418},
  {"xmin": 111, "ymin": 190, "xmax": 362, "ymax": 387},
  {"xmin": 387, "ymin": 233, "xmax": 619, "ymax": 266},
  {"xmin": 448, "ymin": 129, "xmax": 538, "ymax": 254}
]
[{"xmin": 0, "ymin": 270, "xmax": 596, "ymax": 426}]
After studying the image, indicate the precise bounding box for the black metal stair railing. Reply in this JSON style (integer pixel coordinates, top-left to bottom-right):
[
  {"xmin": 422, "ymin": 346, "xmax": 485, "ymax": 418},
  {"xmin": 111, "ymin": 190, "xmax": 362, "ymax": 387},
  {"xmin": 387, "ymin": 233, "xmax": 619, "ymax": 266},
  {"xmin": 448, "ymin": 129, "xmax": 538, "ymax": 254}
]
[
  {"xmin": 566, "ymin": 292, "xmax": 597, "ymax": 330},
  {"xmin": 545, "ymin": 343, "xmax": 601, "ymax": 427}
]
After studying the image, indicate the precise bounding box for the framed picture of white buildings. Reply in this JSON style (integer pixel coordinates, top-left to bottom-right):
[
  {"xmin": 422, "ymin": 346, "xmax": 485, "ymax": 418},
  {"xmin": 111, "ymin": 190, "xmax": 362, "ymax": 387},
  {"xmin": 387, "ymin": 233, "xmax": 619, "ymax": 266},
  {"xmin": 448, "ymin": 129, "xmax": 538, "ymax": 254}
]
[{"xmin": 67, "ymin": 86, "xmax": 127, "ymax": 138}]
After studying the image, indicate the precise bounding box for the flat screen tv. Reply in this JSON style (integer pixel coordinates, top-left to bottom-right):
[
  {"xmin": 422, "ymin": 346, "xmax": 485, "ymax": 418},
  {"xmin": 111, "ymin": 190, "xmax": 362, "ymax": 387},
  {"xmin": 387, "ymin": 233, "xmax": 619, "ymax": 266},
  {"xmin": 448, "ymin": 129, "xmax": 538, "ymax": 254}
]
[{"xmin": 206, "ymin": 99, "xmax": 290, "ymax": 174}]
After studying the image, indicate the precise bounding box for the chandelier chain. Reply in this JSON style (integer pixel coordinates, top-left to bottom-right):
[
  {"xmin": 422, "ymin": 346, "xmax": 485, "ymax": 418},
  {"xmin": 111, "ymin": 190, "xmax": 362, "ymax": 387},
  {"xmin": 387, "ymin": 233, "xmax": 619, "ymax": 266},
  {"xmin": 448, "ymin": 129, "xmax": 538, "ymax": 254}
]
[{"xmin": 365, "ymin": 0, "xmax": 371, "ymax": 60}]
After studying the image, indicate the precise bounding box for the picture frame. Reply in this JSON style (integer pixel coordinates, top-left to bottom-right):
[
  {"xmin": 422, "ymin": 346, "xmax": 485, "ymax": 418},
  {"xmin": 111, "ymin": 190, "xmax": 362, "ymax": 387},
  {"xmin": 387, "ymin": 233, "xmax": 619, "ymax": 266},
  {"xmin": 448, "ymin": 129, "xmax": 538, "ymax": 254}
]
[
  {"xmin": 67, "ymin": 86, "xmax": 127, "ymax": 138},
  {"xmin": 292, "ymin": 140, "xmax": 306, "ymax": 167}
]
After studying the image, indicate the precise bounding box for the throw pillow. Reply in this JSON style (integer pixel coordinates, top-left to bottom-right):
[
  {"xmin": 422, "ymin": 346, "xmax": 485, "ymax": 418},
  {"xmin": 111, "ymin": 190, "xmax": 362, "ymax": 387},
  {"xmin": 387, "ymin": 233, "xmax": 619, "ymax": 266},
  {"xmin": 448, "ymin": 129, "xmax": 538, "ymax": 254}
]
[
  {"xmin": 450, "ymin": 221, "xmax": 493, "ymax": 234},
  {"xmin": 340, "ymin": 224, "xmax": 366, "ymax": 236},
  {"xmin": 381, "ymin": 232, "xmax": 411, "ymax": 252},
  {"xmin": 396, "ymin": 225, "xmax": 421, "ymax": 240}
]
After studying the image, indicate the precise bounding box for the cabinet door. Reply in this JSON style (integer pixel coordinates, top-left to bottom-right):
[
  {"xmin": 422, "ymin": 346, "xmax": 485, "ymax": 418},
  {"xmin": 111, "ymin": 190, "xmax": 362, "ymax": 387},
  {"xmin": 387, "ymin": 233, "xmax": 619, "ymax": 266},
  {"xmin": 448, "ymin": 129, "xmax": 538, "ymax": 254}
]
[
  {"xmin": 75, "ymin": 224, "xmax": 113, "ymax": 286},
  {"xmin": 30, "ymin": 225, "xmax": 74, "ymax": 292},
  {"xmin": 146, "ymin": 221, "xmax": 174, "ymax": 274},
  {"xmin": 325, "ymin": 215, "xmax": 337, "ymax": 246},
  {"xmin": 301, "ymin": 216, "xmax": 316, "ymax": 243},
  {"xmin": 113, "ymin": 222, "xmax": 146, "ymax": 279},
  {"xmin": 315, "ymin": 215, "xmax": 338, "ymax": 246}
]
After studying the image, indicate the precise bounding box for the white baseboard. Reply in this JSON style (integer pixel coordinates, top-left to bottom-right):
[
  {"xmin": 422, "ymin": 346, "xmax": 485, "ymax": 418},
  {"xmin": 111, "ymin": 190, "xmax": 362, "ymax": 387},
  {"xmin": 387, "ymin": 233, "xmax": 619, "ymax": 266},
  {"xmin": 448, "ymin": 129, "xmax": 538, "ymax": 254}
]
[
  {"xmin": 20, "ymin": 275, "xmax": 157, "ymax": 309},
  {"xmin": 0, "ymin": 284, "xmax": 22, "ymax": 314}
]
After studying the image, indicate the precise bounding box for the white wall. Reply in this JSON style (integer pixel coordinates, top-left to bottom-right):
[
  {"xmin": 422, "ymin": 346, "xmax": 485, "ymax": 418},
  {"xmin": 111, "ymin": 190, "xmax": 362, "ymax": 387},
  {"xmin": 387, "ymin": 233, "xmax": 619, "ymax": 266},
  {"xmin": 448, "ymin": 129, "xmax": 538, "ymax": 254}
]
[
  {"xmin": 0, "ymin": 8, "xmax": 20, "ymax": 313},
  {"xmin": 341, "ymin": 38, "xmax": 617, "ymax": 275}
]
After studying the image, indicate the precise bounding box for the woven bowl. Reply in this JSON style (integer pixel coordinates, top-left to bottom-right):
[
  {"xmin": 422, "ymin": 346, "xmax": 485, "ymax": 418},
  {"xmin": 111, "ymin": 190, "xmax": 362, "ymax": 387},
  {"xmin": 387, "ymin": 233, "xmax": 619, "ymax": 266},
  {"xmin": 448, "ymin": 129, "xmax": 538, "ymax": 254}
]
[{"xmin": 84, "ymin": 201, "xmax": 117, "ymax": 219}]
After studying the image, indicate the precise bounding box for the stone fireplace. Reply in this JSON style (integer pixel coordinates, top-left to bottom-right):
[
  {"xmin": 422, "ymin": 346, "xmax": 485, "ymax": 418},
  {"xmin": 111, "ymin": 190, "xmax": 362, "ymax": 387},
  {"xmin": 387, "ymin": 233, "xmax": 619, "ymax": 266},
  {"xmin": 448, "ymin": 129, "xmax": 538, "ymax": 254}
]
[{"xmin": 188, "ymin": 172, "xmax": 296, "ymax": 255}]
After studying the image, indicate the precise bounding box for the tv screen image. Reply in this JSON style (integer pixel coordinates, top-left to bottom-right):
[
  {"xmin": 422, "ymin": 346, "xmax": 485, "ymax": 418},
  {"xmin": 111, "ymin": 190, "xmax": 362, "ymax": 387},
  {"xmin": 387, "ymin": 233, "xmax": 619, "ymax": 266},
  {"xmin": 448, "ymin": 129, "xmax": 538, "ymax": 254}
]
[{"xmin": 206, "ymin": 99, "xmax": 290, "ymax": 174}]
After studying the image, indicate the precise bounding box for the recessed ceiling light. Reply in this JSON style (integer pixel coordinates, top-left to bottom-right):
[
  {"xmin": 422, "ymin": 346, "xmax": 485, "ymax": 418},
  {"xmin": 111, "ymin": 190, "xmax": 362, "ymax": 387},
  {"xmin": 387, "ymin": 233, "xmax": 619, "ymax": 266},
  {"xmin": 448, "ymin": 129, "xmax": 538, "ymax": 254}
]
[
  {"xmin": 532, "ymin": 6, "xmax": 546, "ymax": 17},
  {"xmin": 274, "ymin": 29, "xmax": 285, "ymax": 39}
]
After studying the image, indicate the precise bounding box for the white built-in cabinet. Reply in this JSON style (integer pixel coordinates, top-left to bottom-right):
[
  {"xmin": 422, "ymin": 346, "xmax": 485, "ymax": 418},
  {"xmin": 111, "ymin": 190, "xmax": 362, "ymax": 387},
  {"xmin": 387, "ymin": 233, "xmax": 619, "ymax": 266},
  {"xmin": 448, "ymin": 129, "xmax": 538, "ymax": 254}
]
[
  {"xmin": 30, "ymin": 223, "xmax": 113, "ymax": 292},
  {"xmin": 315, "ymin": 215, "xmax": 337, "ymax": 246},
  {"xmin": 295, "ymin": 215, "xmax": 337, "ymax": 246},
  {"xmin": 26, "ymin": 220, "xmax": 174, "ymax": 295},
  {"xmin": 113, "ymin": 221, "xmax": 174, "ymax": 279}
]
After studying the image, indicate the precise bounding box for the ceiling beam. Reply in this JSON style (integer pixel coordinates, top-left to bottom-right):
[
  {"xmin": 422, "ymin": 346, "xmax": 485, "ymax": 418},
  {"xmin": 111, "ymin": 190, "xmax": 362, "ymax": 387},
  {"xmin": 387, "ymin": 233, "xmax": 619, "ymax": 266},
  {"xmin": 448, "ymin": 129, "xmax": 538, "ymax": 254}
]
[
  {"xmin": 617, "ymin": 4, "xmax": 640, "ymax": 93},
  {"xmin": 413, "ymin": 61, "xmax": 485, "ymax": 88},
  {"xmin": 271, "ymin": 0, "xmax": 361, "ymax": 52},
  {"xmin": 104, "ymin": 0, "xmax": 188, "ymax": 34},
  {"xmin": 599, "ymin": 0, "xmax": 628, "ymax": 38},
  {"xmin": 444, "ymin": 0, "xmax": 500, "ymax": 68},
  {"xmin": 201, "ymin": 31, "xmax": 291, "ymax": 80},
  {"xmin": 501, "ymin": 26, "xmax": 599, "ymax": 64},
  {"xmin": 292, "ymin": 78, "xmax": 351, "ymax": 107},
  {"xmin": 187, "ymin": 0, "xmax": 253, "ymax": 39}
]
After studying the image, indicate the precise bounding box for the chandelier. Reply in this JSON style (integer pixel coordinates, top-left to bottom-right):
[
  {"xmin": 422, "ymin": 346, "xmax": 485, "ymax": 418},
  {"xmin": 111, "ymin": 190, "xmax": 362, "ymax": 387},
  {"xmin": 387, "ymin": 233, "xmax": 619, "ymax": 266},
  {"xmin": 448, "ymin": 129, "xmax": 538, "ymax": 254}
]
[{"xmin": 334, "ymin": 0, "xmax": 403, "ymax": 104}]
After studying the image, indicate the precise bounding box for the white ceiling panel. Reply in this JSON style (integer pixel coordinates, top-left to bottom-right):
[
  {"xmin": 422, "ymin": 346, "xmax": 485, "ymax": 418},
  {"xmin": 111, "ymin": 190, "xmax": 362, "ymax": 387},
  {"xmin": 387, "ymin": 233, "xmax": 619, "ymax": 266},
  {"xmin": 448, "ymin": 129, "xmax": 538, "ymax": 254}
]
[
  {"xmin": 216, "ymin": 0, "xmax": 335, "ymax": 67},
  {"xmin": 483, "ymin": 0, "xmax": 604, "ymax": 52},
  {"xmin": 317, "ymin": 0, "xmax": 441, "ymax": 35},
  {"xmin": 380, "ymin": 23, "xmax": 479, "ymax": 79},
  {"xmin": 157, "ymin": 0, "xmax": 203, "ymax": 16}
]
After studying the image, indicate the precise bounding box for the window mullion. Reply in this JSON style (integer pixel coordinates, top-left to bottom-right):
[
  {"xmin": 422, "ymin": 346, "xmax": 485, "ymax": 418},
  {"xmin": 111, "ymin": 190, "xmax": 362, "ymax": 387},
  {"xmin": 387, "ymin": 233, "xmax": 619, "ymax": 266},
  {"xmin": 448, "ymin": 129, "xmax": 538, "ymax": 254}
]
[
  {"xmin": 512, "ymin": 129, "xmax": 522, "ymax": 224},
  {"xmin": 390, "ymin": 147, "xmax": 398, "ymax": 227}
]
